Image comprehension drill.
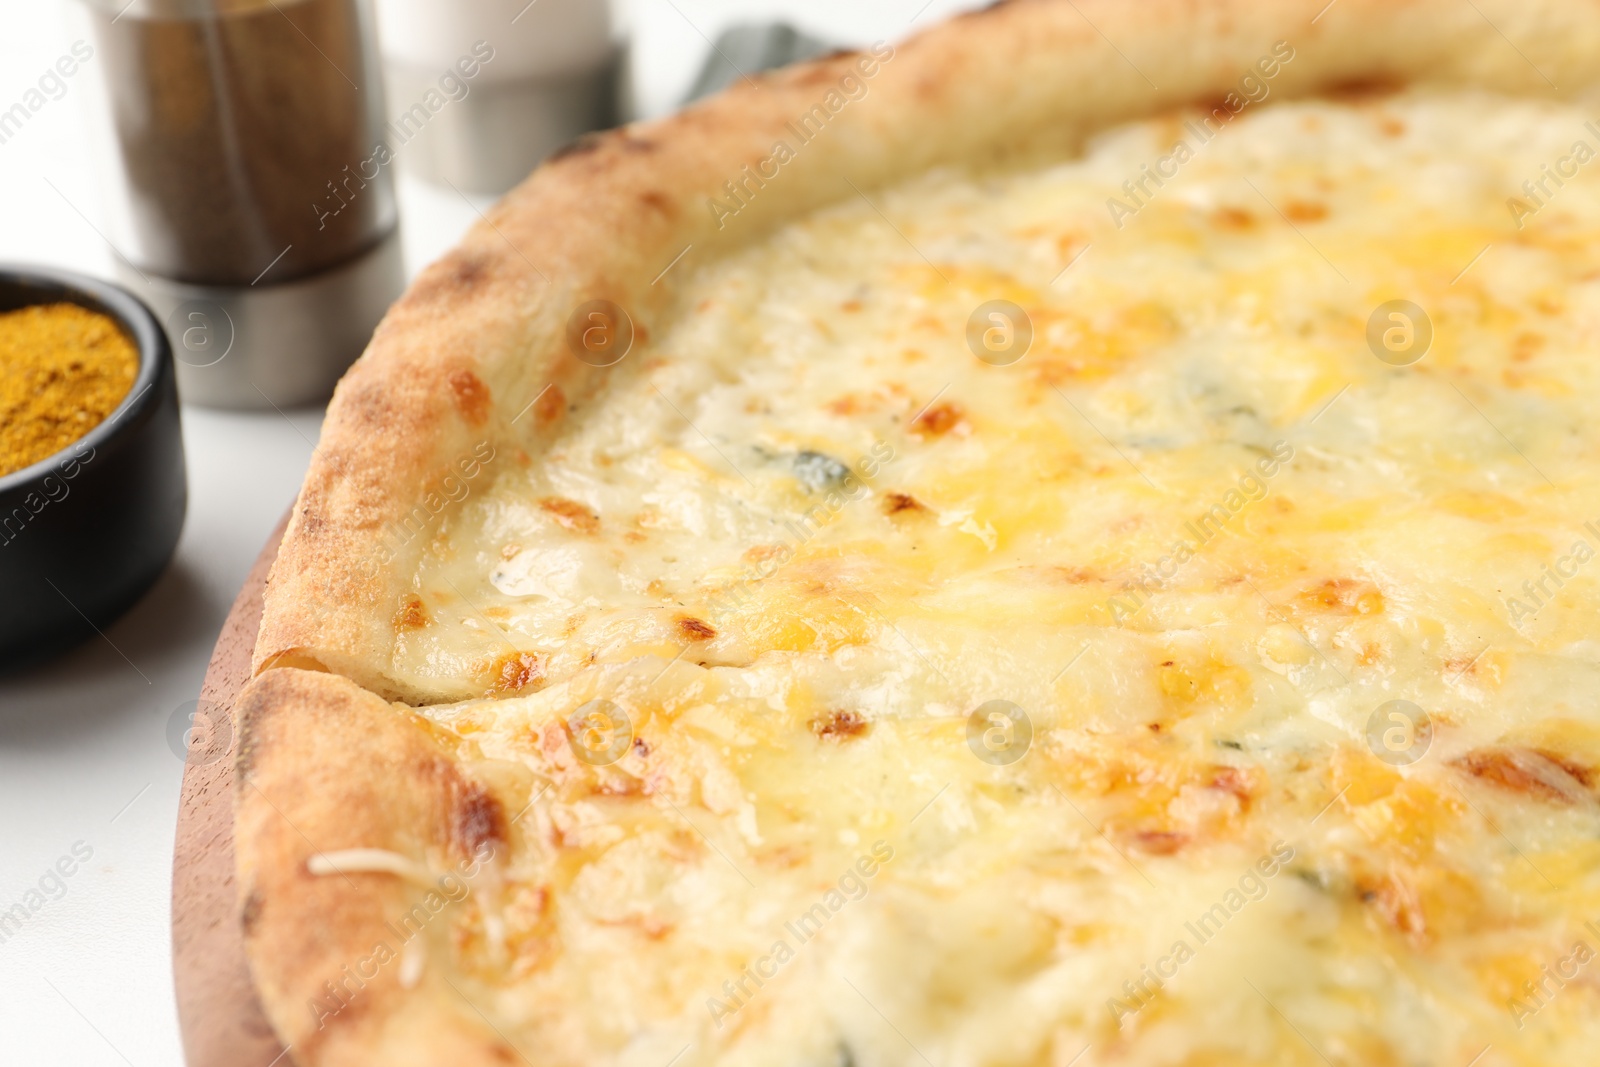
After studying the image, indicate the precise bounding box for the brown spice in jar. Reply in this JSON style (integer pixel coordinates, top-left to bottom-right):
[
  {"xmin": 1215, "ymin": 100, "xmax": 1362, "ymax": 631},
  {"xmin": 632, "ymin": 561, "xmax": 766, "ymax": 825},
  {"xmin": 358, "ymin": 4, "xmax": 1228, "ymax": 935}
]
[
  {"xmin": 90, "ymin": 0, "xmax": 392, "ymax": 285},
  {"xmin": 0, "ymin": 304, "xmax": 137, "ymax": 478}
]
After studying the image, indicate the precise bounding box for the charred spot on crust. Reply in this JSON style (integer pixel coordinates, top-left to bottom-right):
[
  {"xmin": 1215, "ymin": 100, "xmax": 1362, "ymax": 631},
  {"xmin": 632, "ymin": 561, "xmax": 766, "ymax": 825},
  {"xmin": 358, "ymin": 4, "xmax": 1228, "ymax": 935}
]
[
  {"xmin": 550, "ymin": 132, "xmax": 608, "ymax": 162},
  {"xmin": 452, "ymin": 781, "xmax": 506, "ymax": 860},
  {"xmin": 449, "ymin": 369, "xmax": 492, "ymax": 426},
  {"xmin": 884, "ymin": 491, "xmax": 925, "ymax": 514},
  {"xmin": 448, "ymin": 252, "xmax": 490, "ymax": 288},
  {"xmin": 296, "ymin": 503, "xmax": 327, "ymax": 537},
  {"xmin": 639, "ymin": 190, "xmax": 677, "ymax": 218},
  {"xmin": 342, "ymin": 375, "xmax": 399, "ymax": 435},
  {"xmin": 240, "ymin": 889, "xmax": 263, "ymax": 934},
  {"xmin": 539, "ymin": 496, "xmax": 600, "ymax": 534},
  {"xmin": 554, "ymin": 131, "xmax": 657, "ymax": 162},
  {"xmin": 677, "ymin": 616, "xmax": 716, "ymax": 641},
  {"xmin": 394, "ymin": 594, "xmax": 429, "ymax": 630},
  {"xmin": 795, "ymin": 61, "xmax": 851, "ymax": 87},
  {"xmin": 810, "ymin": 710, "xmax": 870, "ymax": 741},
  {"xmin": 490, "ymin": 651, "xmax": 545, "ymax": 694},
  {"xmin": 1323, "ymin": 77, "xmax": 1406, "ymax": 101},
  {"xmin": 913, "ymin": 402, "xmax": 964, "ymax": 436},
  {"xmin": 408, "ymin": 251, "xmax": 493, "ymax": 308}
]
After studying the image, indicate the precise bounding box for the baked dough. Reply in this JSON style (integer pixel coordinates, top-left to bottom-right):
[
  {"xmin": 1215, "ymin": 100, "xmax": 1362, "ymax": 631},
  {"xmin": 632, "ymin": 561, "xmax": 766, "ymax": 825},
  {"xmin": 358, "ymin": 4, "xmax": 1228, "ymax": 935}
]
[{"xmin": 235, "ymin": 1, "xmax": 1600, "ymax": 1064}]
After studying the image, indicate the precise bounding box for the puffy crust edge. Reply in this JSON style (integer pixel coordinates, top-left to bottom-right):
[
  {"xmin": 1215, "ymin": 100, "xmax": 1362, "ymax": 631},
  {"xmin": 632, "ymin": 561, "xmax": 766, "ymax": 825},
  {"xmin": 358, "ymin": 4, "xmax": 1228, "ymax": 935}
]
[{"xmin": 233, "ymin": 668, "xmax": 519, "ymax": 1067}]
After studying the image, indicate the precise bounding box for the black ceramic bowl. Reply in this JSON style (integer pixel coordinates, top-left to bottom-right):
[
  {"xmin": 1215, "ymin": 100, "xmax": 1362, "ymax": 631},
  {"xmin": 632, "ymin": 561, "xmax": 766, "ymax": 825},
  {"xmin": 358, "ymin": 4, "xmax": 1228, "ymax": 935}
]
[{"xmin": 0, "ymin": 265, "xmax": 186, "ymax": 666}]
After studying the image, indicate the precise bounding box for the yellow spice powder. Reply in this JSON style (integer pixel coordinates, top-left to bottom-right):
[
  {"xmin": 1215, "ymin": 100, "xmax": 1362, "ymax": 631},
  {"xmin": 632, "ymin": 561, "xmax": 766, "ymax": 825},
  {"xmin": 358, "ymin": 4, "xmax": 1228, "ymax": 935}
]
[{"xmin": 0, "ymin": 303, "xmax": 138, "ymax": 478}]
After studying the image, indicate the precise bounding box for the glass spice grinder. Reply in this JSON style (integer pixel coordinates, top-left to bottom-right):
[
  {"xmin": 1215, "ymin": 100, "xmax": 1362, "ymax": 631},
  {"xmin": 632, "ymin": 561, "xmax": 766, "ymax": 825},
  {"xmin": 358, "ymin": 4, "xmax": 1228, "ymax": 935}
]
[{"xmin": 71, "ymin": 0, "xmax": 404, "ymax": 408}]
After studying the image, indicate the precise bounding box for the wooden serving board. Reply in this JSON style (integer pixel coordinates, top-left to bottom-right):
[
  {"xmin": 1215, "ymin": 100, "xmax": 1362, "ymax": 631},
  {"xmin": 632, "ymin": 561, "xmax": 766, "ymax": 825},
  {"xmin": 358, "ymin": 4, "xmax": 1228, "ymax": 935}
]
[{"xmin": 171, "ymin": 512, "xmax": 290, "ymax": 1067}]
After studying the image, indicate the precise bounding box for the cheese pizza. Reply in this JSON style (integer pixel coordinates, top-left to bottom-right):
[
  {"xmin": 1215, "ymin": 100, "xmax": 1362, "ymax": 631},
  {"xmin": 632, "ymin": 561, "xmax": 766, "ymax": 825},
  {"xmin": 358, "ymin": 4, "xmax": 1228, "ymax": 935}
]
[{"xmin": 234, "ymin": 2, "xmax": 1600, "ymax": 1065}]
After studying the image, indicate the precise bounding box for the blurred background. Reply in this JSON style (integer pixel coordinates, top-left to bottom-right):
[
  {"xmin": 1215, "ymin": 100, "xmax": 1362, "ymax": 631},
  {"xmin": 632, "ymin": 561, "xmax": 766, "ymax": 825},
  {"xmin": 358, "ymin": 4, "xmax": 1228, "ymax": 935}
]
[{"xmin": 0, "ymin": 1, "xmax": 988, "ymax": 1062}]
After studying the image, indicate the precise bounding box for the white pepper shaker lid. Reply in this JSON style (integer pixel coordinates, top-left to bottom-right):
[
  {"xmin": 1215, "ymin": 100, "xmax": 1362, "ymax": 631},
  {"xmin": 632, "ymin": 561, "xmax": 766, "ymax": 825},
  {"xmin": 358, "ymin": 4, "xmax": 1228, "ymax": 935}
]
[{"xmin": 373, "ymin": 0, "xmax": 619, "ymax": 193}]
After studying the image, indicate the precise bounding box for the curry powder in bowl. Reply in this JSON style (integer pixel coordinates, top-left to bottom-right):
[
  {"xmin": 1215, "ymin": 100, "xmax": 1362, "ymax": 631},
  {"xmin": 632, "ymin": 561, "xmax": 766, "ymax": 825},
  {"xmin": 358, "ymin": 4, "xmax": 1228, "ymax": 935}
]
[{"xmin": 0, "ymin": 303, "xmax": 138, "ymax": 478}]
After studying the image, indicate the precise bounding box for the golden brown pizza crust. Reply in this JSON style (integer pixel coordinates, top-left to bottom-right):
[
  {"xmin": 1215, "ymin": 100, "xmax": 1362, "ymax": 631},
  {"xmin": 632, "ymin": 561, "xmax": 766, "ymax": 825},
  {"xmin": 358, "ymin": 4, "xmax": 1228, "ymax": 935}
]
[
  {"xmin": 233, "ymin": 668, "xmax": 523, "ymax": 1066},
  {"xmin": 253, "ymin": 0, "xmax": 1600, "ymax": 704},
  {"xmin": 239, "ymin": 1, "xmax": 1600, "ymax": 1063}
]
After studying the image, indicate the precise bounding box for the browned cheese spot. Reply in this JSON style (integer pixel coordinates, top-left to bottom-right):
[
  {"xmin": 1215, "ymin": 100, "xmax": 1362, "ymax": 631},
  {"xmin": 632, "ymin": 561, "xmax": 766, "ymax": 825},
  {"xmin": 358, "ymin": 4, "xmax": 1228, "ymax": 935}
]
[
  {"xmin": 394, "ymin": 594, "xmax": 429, "ymax": 630},
  {"xmin": 490, "ymin": 651, "xmax": 545, "ymax": 694},
  {"xmin": 540, "ymin": 496, "xmax": 600, "ymax": 534},
  {"xmin": 1357, "ymin": 869, "xmax": 1427, "ymax": 942},
  {"xmin": 884, "ymin": 491, "xmax": 926, "ymax": 514},
  {"xmin": 1284, "ymin": 200, "xmax": 1329, "ymax": 223},
  {"xmin": 535, "ymin": 384, "xmax": 566, "ymax": 425},
  {"xmin": 913, "ymin": 401, "xmax": 965, "ymax": 437},
  {"xmin": 1453, "ymin": 747, "xmax": 1594, "ymax": 804},
  {"xmin": 452, "ymin": 781, "xmax": 506, "ymax": 858},
  {"xmin": 1302, "ymin": 578, "xmax": 1384, "ymax": 615},
  {"xmin": 1131, "ymin": 830, "xmax": 1188, "ymax": 855},
  {"xmin": 677, "ymin": 616, "xmax": 716, "ymax": 642},
  {"xmin": 1211, "ymin": 206, "xmax": 1255, "ymax": 230},
  {"xmin": 1207, "ymin": 766, "xmax": 1254, "ymax": 810},
  {"xmin": 810, "ymin": 710, "xmax": 870, "ymax": 741}
]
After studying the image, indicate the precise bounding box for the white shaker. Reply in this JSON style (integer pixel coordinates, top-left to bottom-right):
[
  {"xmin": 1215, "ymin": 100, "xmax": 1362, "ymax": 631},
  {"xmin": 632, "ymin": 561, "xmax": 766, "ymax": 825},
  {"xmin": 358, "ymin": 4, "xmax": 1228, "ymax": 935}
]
[{"xmin": 374, "ymin": 0, "xmax": 618, "ymax": 194}]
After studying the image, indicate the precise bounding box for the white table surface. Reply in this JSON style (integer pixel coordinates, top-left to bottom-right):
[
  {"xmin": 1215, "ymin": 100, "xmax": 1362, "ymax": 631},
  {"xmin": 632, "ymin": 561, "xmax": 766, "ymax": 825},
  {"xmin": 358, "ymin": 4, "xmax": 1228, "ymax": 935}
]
[{"xmin": 0, "ymin": 1, "xmax": 983, "ymax": 1062}]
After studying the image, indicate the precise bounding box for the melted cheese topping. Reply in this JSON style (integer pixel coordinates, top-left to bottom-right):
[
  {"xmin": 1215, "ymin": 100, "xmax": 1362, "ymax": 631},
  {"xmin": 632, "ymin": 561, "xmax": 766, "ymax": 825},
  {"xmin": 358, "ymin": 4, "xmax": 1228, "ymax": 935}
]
[{"xmin": 394, "ymin": 92, "xmax": 1600, "ymax": 1066}]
